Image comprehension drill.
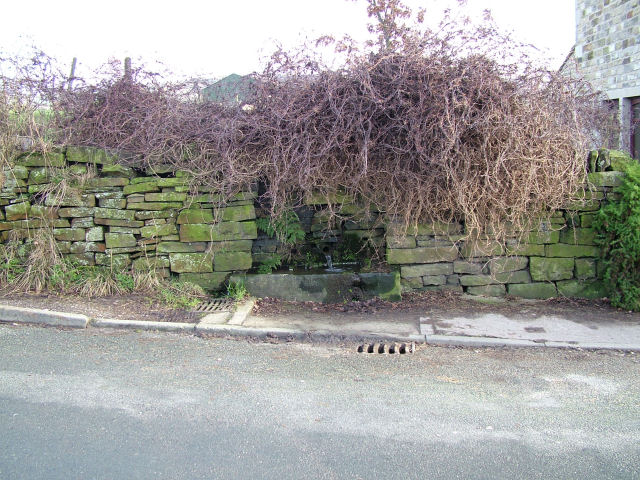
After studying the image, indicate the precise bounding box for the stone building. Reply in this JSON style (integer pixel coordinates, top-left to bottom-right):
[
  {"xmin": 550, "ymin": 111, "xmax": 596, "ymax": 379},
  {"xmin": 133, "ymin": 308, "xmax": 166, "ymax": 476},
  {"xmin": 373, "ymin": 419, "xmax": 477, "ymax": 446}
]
[{"xmin": 561, "ymin": 0, "xmax": 640, "ymax": 157}]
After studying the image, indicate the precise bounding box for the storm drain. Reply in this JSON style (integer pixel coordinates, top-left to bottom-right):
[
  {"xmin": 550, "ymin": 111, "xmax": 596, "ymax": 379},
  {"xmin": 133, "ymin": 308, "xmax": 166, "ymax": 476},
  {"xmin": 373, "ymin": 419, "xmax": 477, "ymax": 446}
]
[
  {"xmin": 357, "ymin": 342, "xmax": 415, "ymax": 354},
  {"xmin": 191, "ymin": 298, "xmax": 235, "ymax": 313}
]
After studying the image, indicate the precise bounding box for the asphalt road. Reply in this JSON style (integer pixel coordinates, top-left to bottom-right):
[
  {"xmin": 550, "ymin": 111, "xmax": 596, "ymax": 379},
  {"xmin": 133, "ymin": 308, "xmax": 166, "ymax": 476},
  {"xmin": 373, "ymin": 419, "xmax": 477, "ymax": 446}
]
[{"xmin": 0, "ymin": 324, "xmax": 638, "ymax": 480}]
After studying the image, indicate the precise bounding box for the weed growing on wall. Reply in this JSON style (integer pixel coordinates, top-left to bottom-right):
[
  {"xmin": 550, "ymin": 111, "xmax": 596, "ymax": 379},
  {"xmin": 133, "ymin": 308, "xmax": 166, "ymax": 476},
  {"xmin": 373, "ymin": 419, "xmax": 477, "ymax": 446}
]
[{"xmin": 594, "ymin": 161, "xmax": 640, "ymax": 311}]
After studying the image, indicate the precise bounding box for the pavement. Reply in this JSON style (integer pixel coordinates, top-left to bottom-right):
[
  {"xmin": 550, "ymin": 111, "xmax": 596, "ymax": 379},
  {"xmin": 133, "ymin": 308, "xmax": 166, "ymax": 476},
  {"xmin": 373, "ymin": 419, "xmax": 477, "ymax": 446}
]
[{"xmin": 0, "ymin": 297, "xmax": 639, "ymax": 351}]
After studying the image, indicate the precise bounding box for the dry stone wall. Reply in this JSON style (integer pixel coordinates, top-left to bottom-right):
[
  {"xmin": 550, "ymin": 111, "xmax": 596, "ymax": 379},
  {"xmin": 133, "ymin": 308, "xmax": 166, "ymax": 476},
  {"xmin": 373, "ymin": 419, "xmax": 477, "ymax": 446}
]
[
  {"xmin": 0, "ymin": 146, "xmax": 631, "ymax": 300},
  {"xmin": 0, "ymin": 147, "xmax": 257, "ymax": 291}
]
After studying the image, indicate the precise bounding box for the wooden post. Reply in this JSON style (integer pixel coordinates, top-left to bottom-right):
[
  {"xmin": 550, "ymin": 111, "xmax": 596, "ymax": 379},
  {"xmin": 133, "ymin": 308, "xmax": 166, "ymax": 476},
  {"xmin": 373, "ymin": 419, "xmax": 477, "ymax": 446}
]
[
  {"xmin": 68, "ymin": 57, "xmax": 77, "ymax": 90},
  {"xmin": 124, "ymin": 57, "xmax": 132, "ymax": 82}
]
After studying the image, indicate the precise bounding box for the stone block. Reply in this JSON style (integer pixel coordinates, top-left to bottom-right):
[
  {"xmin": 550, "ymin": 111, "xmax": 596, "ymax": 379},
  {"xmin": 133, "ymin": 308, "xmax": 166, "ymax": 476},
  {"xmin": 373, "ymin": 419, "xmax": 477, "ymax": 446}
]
[
  {"xmin": 505, "ymin": 242, "xmax": 546, "ymax": 256},
  {"xmin": 104, "ymin": 233, "xmax": 137, "ymax": 249},
  {"xmin": 95, "ymin": 253, "xmax": 131, "ymax": 270},
  {"xmin": 123, "ymin": 182, "xmax": 160, "ymax": 195},
  {"xmin": 144, "ymin": 192, "xmax": 187, "ymax": 202},
  {"xmin": 29, "ymin": 205, "xmax": 58, "ymax": 219},
  {"xmin": 98, "ymin": 198, "xmax": 127, "ymax": 209},
  {"xmin": 85, "ymin": 177, "xmax": 129, "ymax": 188},
  {"xmin": 527, "ymin": 230, "xmax": 560, "ymax": 244},
  {"xmin": 559, "ymin": 228, "xmax": 597, "ymax": 246},
  {"xmin": 134, "ymin": 210, "xmax": 176, "ymax": 220},
  {"xmin": 86, "ymin": 226, "xmax": 105, "ymax": 242},
  {"xmin": 140, "ymin": 223, "xmax": 178, "ymax": 238},
  {"xmin": 53, "ymin": 228, "xmax": 85, "ymax": 242},
  {"xmin": 546, "ymin": 244, "xmax": 600, "ymax": 258},
  {"xmin": 178, "ymin": 272, "xmax": 229, "ymax": 291},
  {"xmin": 580, "ymin": 214, "xmax": 595, "ymax": 228},
  {"xmin": 70, "ymin": 242, "xmax": 106, "ymax": 254},
  {"xmin": 401, "ymin": 263, "xmax": 453, "ymax": 277},
  {"xmin": 386, "ymin": 246, "xmax": 458, "ymax": 265},
  {"xmin": 494, "ymin": 270, "xmax": 531, "ymax": 284},
  {"xmin": 489, "ymin": 256, "xmax": 528, "ymax": 274},
  {"xmin": 64, "ymin": 253, "xmax": 95, "ymax": 266},
  {"xmin": 177, "ymin": 209, "xmax": 215, "ymax": 224},
  {"xmin": 28, "ymin": 167, "xmax": 63, "ymax": 184},
  {"xmin": 169, "ymin": 253, "xmax": 213, "ymax": 273},
  {"xmin": 556, "ymin": 280, "xmax": 606, "ymax": 299},
  {"xmin": 45, "ymin": 193, "xmax": 95, "ymax": 207},
  {"xmin": 214, "ymin": 251, "xmax": 253, "ymax": 272},
  {"xmin": 422, "ymin": 275, "xmax": 446, "ymax": 286},
  {"xmin": 126, "ymin": 201, "xmax": 183, "ymax": 211},
  {"xmin": 575, "ymin": 258, "xmax": 597, "ymax": 280},
  {"xmin": 453, "ymin": 260, "xmax": 484, "ymax": 274},
  {"xmin": 179, "ymin": 221, "xmax": 258, "ymax": 242},
  {"xmin": 94, "ymin": 207, "xmax": 135, "ymax": 221},
  {"xmin": 94, "ymin": 218, "xmax": 144, "ymax": 228},
  {"xmin": 460, "ymin": 239, "xmax": 503, "ymax": 258},
  {"xmin": 507, "ymin": 282, "xmax": 557, "ymax": 299},
  {"xmin": 459, "ymin": 274, "xmax": 498, "ymax": 287},
  {"xmin": 530, "ymin": 257, "xmax": 574, "ymax": 281},
  {"xmin": 588, "ymin": 171, "xmax": 624, "ymax": 187},
  {"xmin": 5, "ymin": 201, "xmax": 30, "ymax": 221},
  {"xmin": 15, "ymin": 152, "xmax": 66, "ymax": 167},
  {"xmin": 157, "ymin": 178, "xmax": 189, "ymax": 187},
  {"xmin": 58, "ymin": 207, "xmax": 95, "ymax": 218},
  {"xmin": 220, "ymin": 205, "xmax": 256, "ymax": 222},
  {"xmin": 209, "ymin": 240, "xmax": 254, "ymax": 253},
  {"xmin": 101, "ymin": 164, "xmax": 133, "ymax": 176},
  {"xmin": 67, "ymin": 146, "xmax": 117, "ymax": 164},
  {"xmin": 401, "ymin": 277, "xmax": 424, "ymax": 289},
  {"xmin": 5, "ymin": 165, "xmax": 29, "ymax": 179},
  {"xmin": 156, "ymin": 241, "xmax": 208, "ymax": 253},
  {"xmin": 466, "ymin": 284, "xmax": 506, "ymax": 297},
  {"xmin": 386, "ymin": 236, "xmax": 417, "ymax": 249},
  {"xmin": 132, "ymin": 256, "xmax": 171, "ymax": 270}
]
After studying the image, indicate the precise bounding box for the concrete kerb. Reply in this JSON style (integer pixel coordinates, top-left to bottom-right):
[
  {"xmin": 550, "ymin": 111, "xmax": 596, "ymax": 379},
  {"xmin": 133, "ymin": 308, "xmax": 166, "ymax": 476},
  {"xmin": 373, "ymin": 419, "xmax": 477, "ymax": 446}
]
[
  {"xmin": 91, "ymin": 318, "xmax": 197, "ymax": 333},
  {"xmin": 0, "ymin": 305, "xmax": 89, "ymax": 329}
]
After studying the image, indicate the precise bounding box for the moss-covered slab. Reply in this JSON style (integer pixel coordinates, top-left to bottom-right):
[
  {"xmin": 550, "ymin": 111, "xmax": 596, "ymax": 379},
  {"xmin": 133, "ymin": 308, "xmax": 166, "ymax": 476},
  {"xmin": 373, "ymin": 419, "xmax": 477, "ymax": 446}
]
[
  {"xmin": 401, "ymin": 263, "xmax": 453, "ymax": 277},
  {"xmin": 94, "ymin": 218, "xmax": 145, "ymax": 228},
  {"xmin": 466, "ymin": 284, "xmax": 506, "ymax": 297},
  {"xmin": 460, "ymin": 240, "xmax": 503, "ymax": 258},
  {"xmin": 505, "ymin": 242, "xmax": 546, "ymax": 257},
  {"xmin": 45, "ymin": 194, "xmax": 96, "ymax": 208},
  {"xmin": 453, "ymin": 260, "xmax": 483, "ymax": 274},
  {"xmin": 134, "ymin": 210, "xmax": 176, "ymax": 220},
  {"xmin": 489, "ymin": 256, "xmax": 528, "ymax": 274},
  {"xmin": 156, "ymin": 241, "xmax": 208, "ymax": 253},
  {"xmin": 527, "ymin": 230, "xmax": 560, "ymax": 244},
  {"xmin": 530, "ymin": 257, "xmax": 574, "ymax": 281},
  {"xmin": 220, "ymin": 205, "xmax": 256, "ymax": 222},
  {"xmin": 546, "ymin": 244, "xmax": 600, "ymax": 258},
  {"xmin": 177, "ymin": 209, "xmax": 214, "ymax": 224},
  {"xmin": 126, "ymin": 201, "xmax": 183, "ymax": 211},
  {"xmin": 85, "ymin": 177, "xmax": 129, "ymax": 188},
  {"xmin": 57, "ymin": 207, "xmax": 95, "ymax": 218},
  {"xmin": 140, "ymin": 223, "xmax": 178, "ymax": 238},
  {"xmin": 209, "ymin": 240, "xmax": 254, "ymax": 253},
  {"xmin": 5, "ymin": 201, "xmax": 31, "ymax": 221},
  {"xmin": 64, "ymin": 253, "xmax": 95, "ymax": 266},
  {"xmin": 98, "ymin": 198, "xmax": 127, "ymax": 209},
  {"xmin": 93, "ymin": 207, "xmax": 135, "ymax": 221},
  {"xmin": 67, "ymin": 146, "xmax": 117, "ymax": 165},
  {"xmin": 588, "ymin": 171, "xmax": 625, "ymax": 187},
  {"xmin": 178, "ymin": 272, "xmax": 229, "ymax": 291},
  {"xmin": 95, "ymin": 253, "xmax": 131, "ymax": 270},
  {"xmin": 85, "ymin": 226, "xmax": 105, "ymax": 242},
  {"xmin": 459, "ymin": 274, "xmax": 499, "ymax": 287},
  {"xmin": 53, "ymin": 228, "xmax": 86, "ymax": 242},
  {"xmin": 145, "ymin": 192, "xmax": 187, "ymax": 202},
  {"xmin": 179, "ymin": 221, "xmax": 258, "ymax": 242},
  {"xmin": 28, "ymin": 167, "xmax": 64, "ymax": 185},
  {"xmin": 386, "ymin": 246, "xmax": 458, "ymax": 265},
  {"xmin": 5, "ymin": 165, "xmax": 29, "ymax": 179},
  {"xmin": 494, "ymin": 270, "xmax": 531, "ymax": 284},
  {"xmin": 28, "ymin": 205, "xmax": 58, "ymax": 219},
  {"xmin": 508, "ymin": 282, "xmax": 557, "ymax": 299},
  {"xmin": 575, "ymin": 258, "xmax": 597, "ymax": 280},
  {"xmin": 386, "ymin": 236, "xmax": 417, "ymax": 249},
  {"xmin": 101, "ymin": 164, "xmax": 133, "ymax": 176},
  {"xmin": 213, "ymin": 251, "xmax": 253, "ymax": 272},
  {"xmin": 123, "ymin": 182, "xmax": 160, "ymax": 195},
  {"xmin": 15, "ymin": 152, "xmax": 66, "ymax": 167},
  {"xmin": 556, "ymin": 280, "xmax": 606, "ymax": 299},
  {"xmin": 422, "ymin": 275, "xmax": 447, "ymax": 286},
  {"xmin": 559, "ymin": 228, "xmax": 596, "ymax": 246},
  {"xmin": 70, "ymin": 242, "xmax": 106, "ymax": 254},
  {"xmin": 359, "ymin": 271, "xmax": 401, "ymax": 301},
  {"xmin": 580, "ymin": 214, "xmax": 595, "ymax": 228},
  {"xmin": 105, "ymin": 233, "xmax": 137, "ymax": 249},
  {"xmin": 132, "ymin": 256, "xmax": 171, "ymax": 270},
  {"xmin": 169, "ymin": 253, "xmax": 213, "ymax": 273}
]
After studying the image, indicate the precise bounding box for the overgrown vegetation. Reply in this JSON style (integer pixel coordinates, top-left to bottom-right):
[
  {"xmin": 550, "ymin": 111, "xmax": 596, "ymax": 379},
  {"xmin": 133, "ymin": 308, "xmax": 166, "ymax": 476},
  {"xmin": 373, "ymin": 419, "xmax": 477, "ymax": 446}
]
[
  {"xmin": 0, "ymin": 0, "xmax": 613, "ymax": 245},
  {"xmin": 594, "ymin": 161, "xmax": 640, "ymax": 311}
]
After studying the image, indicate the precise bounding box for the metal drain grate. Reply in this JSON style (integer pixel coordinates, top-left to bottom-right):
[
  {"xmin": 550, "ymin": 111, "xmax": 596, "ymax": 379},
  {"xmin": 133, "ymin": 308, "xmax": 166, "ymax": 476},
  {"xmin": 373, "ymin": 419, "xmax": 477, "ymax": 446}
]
[
  {"xmin": 191, "ymin": 298, "xmax": 235, "ymax": 313},
  {"xmin": 357, "ymin": 342, "xmax": 415, "ymax": 354}
]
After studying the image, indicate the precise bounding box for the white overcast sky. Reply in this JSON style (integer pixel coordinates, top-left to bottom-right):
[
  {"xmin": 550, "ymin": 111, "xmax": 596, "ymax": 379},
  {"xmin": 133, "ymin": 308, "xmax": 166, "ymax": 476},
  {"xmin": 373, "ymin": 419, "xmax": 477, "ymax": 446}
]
[{"xmin": 1, "ymin": 0, "xmax": 575, "ymax": 79}]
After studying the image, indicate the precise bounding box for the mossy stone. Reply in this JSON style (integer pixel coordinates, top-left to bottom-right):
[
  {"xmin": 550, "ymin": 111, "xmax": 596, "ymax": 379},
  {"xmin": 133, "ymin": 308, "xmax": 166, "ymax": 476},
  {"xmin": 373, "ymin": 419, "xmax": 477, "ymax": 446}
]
[
  {"xmin": 85, "ymin": 177, "xmax": 129, "ymax": 188},
  {"xmin": 466, "ymin": 284, "xmax": 506, "ymax": 297},
  {"xmin": 460, "ymin": 240, "xmax": 503, "ymax": 258},
  {"xmin": 145, "ymin": 192, "xmax": 187, "ymax": 202},
  {"xmin": 453, "ymin": 260, "xmax": 483, "ymax": 274},
  {"xmin": 177, "ymin": 209, "xmax": 215, "ymax": 224},
  {"xmin": 169, "ymin": 253, "xmax": 213, "ymax": 273},
  {"xmin": 527, "ymin": 230, "xmax": 560, "ymax": 244},
  {"xmin": 575, "ymin": 258, "xmax": 597, "ymax": 280},
  {"xmin": 5, "ymin": 201, "xmax": 31, "ymax": 221},
  {"xmin": 123, "ymin": 182, "xmax": 159, "ymax": 195},
  {"xmin": 179, "ymin": 221, "xmax": 258, "ymax": 242},
  {"xmin": 126, "ymin": 201, "xmax": 183, "ymax": 211},
  {"xmin": 156, "ymin": 241, "xmax": 208, "ymax": 253},
  {"xmin": 559, "ymin": 228, "xmax": 596, "ymax": 246},
  {"xmin": 45, "ymin": 194, "xmax": 95, "ymax": 208},
  {"xmin": 95, "ymin": 253, "xmax": 131, "ymax": 270},
  {"xmin": 530, "ymin": 257, "xmax": 574, "ymax": 281},
  {"xmin": 178, "ymin": 272, "xmax": 229, "ymax": 291},
  {"xmin": 508, "ymin": 282, "xmax": 557, "ymax": 299},
  {"xmin": 58, "ymin": 207, "xmax": 95, "ymax": 218},
  {"xmin": 401, "ymin": 263, "xmax": 453, "ymax": 277},
  {"xmin": 94, "ymin": 207, "xmax": 135, "ymax": 221},
  {"xmin": 16, "ymin": 152, "xmax": 66, "ymax": 167},
  {"xmin": 556, "ymin": 279, "xmax": 606, "ymax": 299},
  {"xmin": 6, "ymin": 165, "xmax": 29, "ymax": 179},
  {"xmin": 220, "ymin": 205, "xmax": 256, "ymax": 222},
  {"xmin": 101, "ymin": 164, "xmax": 134, "ymax": 176},
  {"xmin": 213, "ymin": 251, "xmax": 253, "ymax": 272},
  {"xmin": 105, "ymin": 233, "xmax": 137, "ymax": 249},
  {"xmin": 53, "ymin": 228, "xmax": 86, "ymax": 241},
  {"xmin": 67, "ymin": 146, "xmax": 117, "ymax": 165},
  {"xmin": 489, "ymin": 256, "xmax": 528, "ymax": 274},
  {"xmin": 28, "ymin": 167, "xmax": 63, "ymax": 185},
  {"xmin": 386, "ymin": 246, "xmax": 458, "ymax": 265},
  {"xmin": 29, "ymin": 205, "xmax": 58, "ymax": 220},
  {"xmin": 587, "ymin": 171, "xmax": 624, "ymax": 187},
  {"xmin": 132, "ymin": 256, "xmax": 171, "ymax": 270},
  {"xmin": 94, "ymin": 218, "xmax": 144, "ymax": 228},
  {"xmin": 140, "ymin": 223, "xmax": 178, "ymax": 238},
  {"xmin": 546, "ymin": 244, "xmax": 600, "ymax": 258},
  {"xmin": 98, "ymin": 198, "xmax": 127, "ymax": 209},
  {"xmin": 459, "ymin": 274, "xmax": 498, "ymax": 287}
]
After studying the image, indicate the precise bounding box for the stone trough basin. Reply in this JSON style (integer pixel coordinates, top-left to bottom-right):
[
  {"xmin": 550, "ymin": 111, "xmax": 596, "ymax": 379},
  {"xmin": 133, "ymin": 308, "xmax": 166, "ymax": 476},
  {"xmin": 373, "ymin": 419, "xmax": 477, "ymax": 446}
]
[{"xmin": 230, "ymin": 271, "xmax": 401, "ymax": 303}]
